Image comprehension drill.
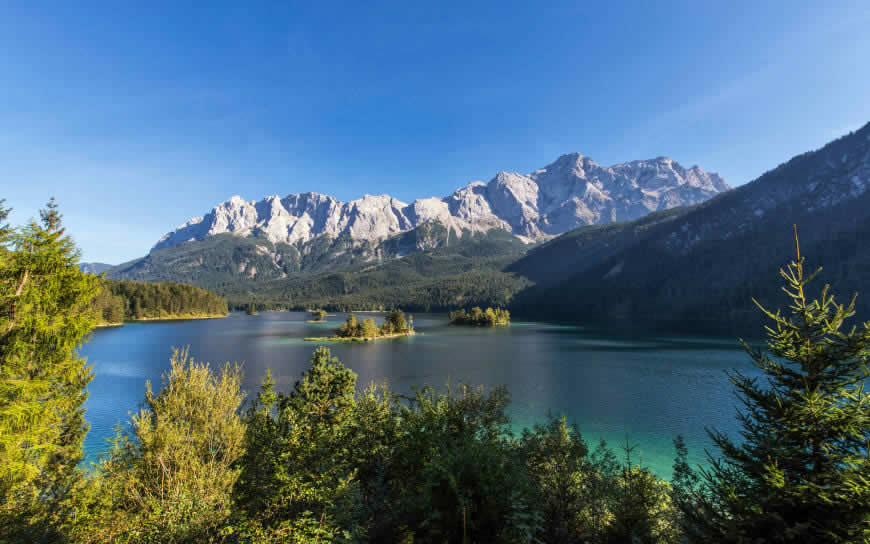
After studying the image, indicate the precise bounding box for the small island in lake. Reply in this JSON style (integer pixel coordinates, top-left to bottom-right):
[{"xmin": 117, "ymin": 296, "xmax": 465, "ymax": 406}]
[
  {"xmin": 306, "ymin": 309, "xmax": 328, "ymax": 322},
  {"xmin": 305, "ymin": 310, "xmax": 415, "ymax": 342},
  {"xmin": 449, "ymin": 306, "xmax": 510, "ymax": 326}
]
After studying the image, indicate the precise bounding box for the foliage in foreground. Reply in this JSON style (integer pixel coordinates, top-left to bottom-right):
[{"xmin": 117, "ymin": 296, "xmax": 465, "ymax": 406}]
[
  {"xmin": 676, "ymin": 230, "xmax": 870, "ymax": 543},
  {"xmin": 74, "ymin": 346, "xmax": 678, "ymax": 543},
  {"xmin": 0, "ymin": 199, "xmax": 100, "ymax": 541},
  {"xmin": 72, "ymin": 348, "xmax": 245, "ymax": 543}
]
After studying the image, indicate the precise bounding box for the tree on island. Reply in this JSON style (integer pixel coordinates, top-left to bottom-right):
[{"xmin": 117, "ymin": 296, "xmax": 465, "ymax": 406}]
[
  {"xmin": 337, "ymin": 313, "xmax": 361, "ymax": 337},
  {"xmin": 336, "ymin": 310, "xmax": 413, "ymax": 339},
  {"xmin": 246, "ymin": 303, "xmax": 257, "ymax": 315},
  {"xmin": 678, "ymin": 229, "xmax": 870, "ymax": 542},
  {"xmin": 310, "ymin": 309, "xmax": 328, "ymax": 321},
  {"xmin": 449, "ymin": 306, "xmax": 510, "ymax": 326},
  {"xmin": 381, "ymin": 309, "xmax": 408, "ymax": 335},
  {"xmin": 360, "ymin": 317, "xmax": 379, "ymax": 338}
]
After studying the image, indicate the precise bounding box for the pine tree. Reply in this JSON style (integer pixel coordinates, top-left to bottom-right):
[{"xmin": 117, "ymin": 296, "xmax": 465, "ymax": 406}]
[
  {"xmin": 0, "ymin": 198, "xmax": 101, "ymax": 537},
  {"xmin": 235, "ymin": 348, "xmax": 359, "ymax": 540},
  {"xmin": 693, "ymin": 228, "xmax": 870, "ymax": 542}
]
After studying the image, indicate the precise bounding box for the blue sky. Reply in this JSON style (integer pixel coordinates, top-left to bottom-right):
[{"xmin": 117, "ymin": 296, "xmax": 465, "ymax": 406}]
[{"xmin": 1, "ymin": 1, "xmax": 869, "ymax": 263}]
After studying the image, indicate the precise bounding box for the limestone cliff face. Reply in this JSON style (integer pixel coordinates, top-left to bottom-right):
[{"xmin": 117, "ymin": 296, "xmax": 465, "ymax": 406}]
[{"xmin": 152, "ymin": 154, "xmax": 729, "ymax": 251}]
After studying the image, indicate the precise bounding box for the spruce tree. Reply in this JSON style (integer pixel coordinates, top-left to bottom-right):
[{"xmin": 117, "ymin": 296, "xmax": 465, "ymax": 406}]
[
  {"xmin": 694, "ymin": 229, "xmax": 870, "ymax": 542},
  {"xmin": 0, "ymin": 198, "xmax": 101, "ymax": 537},
  {"xmin": 235, "ymin": 348, "xmax": 360, "ymax": 540}
]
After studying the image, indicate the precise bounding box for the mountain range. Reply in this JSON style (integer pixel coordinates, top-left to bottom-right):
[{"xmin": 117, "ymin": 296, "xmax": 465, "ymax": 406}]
[
  {"xmin": 108, "ymin": 154, "xmax": 727, "ymax": 290},
  {"xmin": 105, "ymin": 122, "xmax": 870, "ymax": 333},
  {"xmin": 152, "ymin": 154, "xmax": 728, "ymax": 251}
]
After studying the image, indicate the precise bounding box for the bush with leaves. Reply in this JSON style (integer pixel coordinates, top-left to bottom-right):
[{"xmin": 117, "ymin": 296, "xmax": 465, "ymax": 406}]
[{"xmin": 73, "ymin": 348, "xmax": 245, "ymax": 543}]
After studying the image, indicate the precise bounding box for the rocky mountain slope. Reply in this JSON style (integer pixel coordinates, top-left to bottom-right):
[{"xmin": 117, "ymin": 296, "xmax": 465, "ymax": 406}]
[
  {"xmin": 509, "ymin": 122, "xmax": 870, "ymax": 333},
  {"xmin": 152, "ymin": 154, "xmax": 728, "ymax": 251},
  {"xmin": 108, "ymin": 219, "xmax": 527, "ymax": 289}
]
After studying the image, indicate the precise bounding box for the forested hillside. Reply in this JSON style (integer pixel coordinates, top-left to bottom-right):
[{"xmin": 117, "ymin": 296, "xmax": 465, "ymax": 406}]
[
  {"xmin": 112, "ymin": 222, "xmax": 451, "ymax": 284},
  {"xmin": 510, "ymin": 122, "xmax": 870, "ymax": 333},
  {"xmin": 91, "ymin": 279, "xmax": 228, "ymax": 324},
  {"xmin": 111, "ymin": 225, "xmax": 532, "ymax": 312},
  {"xmin": 223, "ymin": 228, "xmax": 531, "ymax": 311}
]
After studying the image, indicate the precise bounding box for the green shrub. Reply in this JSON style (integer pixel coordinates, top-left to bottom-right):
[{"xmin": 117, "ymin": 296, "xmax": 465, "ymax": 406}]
[{"xmin": 73, "ymin": 348, "xmax": 245, "ymax": 543}]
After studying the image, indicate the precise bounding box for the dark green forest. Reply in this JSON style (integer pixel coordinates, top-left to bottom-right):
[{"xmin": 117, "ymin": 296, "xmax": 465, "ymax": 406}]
[{"xmin": 90, "ymin": 279, "xmax": 228, "ymax": 324}]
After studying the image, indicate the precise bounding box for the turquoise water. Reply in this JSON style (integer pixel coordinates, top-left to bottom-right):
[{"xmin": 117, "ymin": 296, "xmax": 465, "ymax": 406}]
[{"xmin": 79, "ymin": 312, "xmax": 759, "ymax": 478}]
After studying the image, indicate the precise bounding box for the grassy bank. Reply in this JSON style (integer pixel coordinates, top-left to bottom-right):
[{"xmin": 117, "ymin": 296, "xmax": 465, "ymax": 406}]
[{"xmin": 96, "ymin": 312, "xmax": 228, "ymax": 328}]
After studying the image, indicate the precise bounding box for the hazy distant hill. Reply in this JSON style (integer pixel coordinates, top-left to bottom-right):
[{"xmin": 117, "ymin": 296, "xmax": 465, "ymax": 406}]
[
  {"xmin": 79, "ymin": 262, "xmax": 114, "ymax": 275},
  {"xmin": 509, "ymin": 122, "xmax": 870, "ymax": 333}
]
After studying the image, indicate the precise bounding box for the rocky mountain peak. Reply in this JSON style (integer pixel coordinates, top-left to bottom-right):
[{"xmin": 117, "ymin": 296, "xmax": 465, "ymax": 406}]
[{"xmin": 151, "ymin": 152, "xmax": 730, "ymax": 252}]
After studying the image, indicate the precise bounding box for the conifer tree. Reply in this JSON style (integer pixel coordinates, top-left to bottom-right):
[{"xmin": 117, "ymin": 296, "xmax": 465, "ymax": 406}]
[
  {"xmin": 0, "ymin": 198, "xmax": 101, "ymax": 536},
  {"xmin": 692, "ymin": 229, "xmax": 870, "ymax": 542},
  {"xmin": 235, "ymin": 348, "xmax": 359, "ymax": 540}
]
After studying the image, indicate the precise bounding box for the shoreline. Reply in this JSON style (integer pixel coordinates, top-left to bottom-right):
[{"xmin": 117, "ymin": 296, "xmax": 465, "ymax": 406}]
[
  {"xmin": 449, "ymin": 322, "xmax": 510, "ymax": 327},
  {"xmin": 133, "ymin": 313, "xmax": 228, "ymax": 322},
  {"xmin": 96, "ymin": 313, "xmax": 228, "ymax": 328}
]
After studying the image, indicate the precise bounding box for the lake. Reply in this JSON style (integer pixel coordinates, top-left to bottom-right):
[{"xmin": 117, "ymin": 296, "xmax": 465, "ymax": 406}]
[{"xmin": 80, "ymin": 311, "xmax": 759, "ymax": 479}]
